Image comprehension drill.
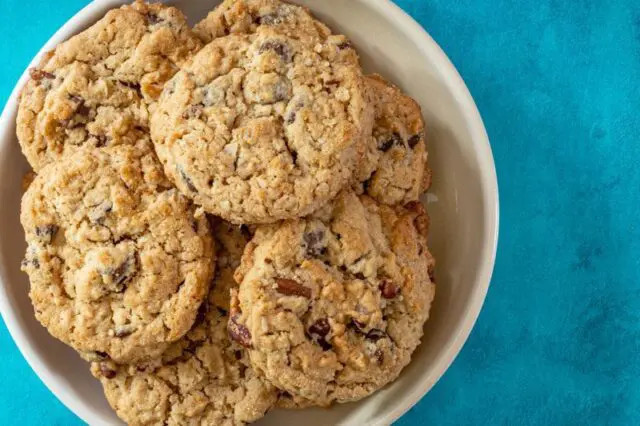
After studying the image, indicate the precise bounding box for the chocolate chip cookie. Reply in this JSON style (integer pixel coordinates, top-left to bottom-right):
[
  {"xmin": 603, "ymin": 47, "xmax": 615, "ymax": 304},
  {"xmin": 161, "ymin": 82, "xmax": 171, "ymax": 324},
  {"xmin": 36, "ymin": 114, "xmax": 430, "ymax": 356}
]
[
  {"xmin": 357, "ymin": 74, "xmax": 431, "ymax": 205},
  {"xmin": 151, "ymin": 28, "xmax": 370, "ymax": 224},
  {"xmin": 231, "ymin": 191, "xmax": 435, "ymax": 403},
  {"xmin": 17, "ymin": 0, "xmax": 202, "ymax": 171},
  {"xmin": 91, "ymin": 219, "xmax": 277, "ymax": 426},
  {"xmin": 21, "ymin": 143, "xmax": 214, "ymax": 363},
  {"xmin": 194, "ymin": 0, "xmax": 332, "ymax": 45}
]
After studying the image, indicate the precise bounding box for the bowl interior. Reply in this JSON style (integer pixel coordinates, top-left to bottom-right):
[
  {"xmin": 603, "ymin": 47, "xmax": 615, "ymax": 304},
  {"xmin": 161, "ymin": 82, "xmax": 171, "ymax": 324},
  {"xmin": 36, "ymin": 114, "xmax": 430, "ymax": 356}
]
[{"xmin": 0, "ymin": 1, "xmax": 497, "ymax": 425}]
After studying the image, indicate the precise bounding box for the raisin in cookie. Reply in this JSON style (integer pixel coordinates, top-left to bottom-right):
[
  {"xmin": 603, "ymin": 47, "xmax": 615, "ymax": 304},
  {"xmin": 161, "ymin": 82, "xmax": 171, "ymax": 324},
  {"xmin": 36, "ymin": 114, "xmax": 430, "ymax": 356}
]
[
  {"xmin": 151, "ymin": 29, "xmax": 370, "ymax": 224},
  {"xmin": 194, "ymin": 0, "xmax": 332, "ymax": 45},
  {"xmin": 231, "ymin": 191, "xmax": 435, "ymax": 403},
  {"xmin": 17, "ymin": 0, "xmax": 202, "ymax": 171},
  {"xmin": 356, "ymin": 74, "xmax": 431, "ymax": 205},
  {"xmin": 21, "ymin": 143, "xmax": 214, "ymax": 363},
  {"xmin": 92, "ymin": 219, "xmax": 277, "ymax": 426}
]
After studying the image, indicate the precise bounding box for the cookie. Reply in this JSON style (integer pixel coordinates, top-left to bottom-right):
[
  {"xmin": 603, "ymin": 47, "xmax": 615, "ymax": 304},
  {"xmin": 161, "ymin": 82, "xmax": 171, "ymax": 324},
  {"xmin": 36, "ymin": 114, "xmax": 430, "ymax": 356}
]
[
  {"xmin": 17, "ymin": 0, "xmax": 202, "ymax": 171},
  {"xmin": 194, "ymin": 0, "xmax": 332, "ymax": 45},
  {"xmin": 356, "ymin": 74, "xmax": 431, "ymax": 205},
  {"xmin": 151, "ymin": 29, "xmax": 370, "ymax": 224},
  {"xmin": 231, "ymin": 191, "xmax": 435, "ymax": 403},
  {"xmin": 20, "ymin": 143, "xmax": 214, "ymax": 363},
  {"xmin": 91, "ymin": 219, "xmax": 277, "ymax": 426}
]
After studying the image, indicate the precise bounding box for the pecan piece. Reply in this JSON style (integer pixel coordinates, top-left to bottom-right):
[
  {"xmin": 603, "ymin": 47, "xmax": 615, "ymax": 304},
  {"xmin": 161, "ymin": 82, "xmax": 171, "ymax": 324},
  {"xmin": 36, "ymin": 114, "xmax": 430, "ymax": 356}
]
[{"xmin": 275, "ymin": 278, "xmax": 311, "ymax": 298}]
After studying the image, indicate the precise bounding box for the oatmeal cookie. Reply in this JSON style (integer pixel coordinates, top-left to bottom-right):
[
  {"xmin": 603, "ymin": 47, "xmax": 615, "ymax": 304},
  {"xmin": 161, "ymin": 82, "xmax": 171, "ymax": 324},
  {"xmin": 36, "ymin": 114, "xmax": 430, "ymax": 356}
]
[
  {"xmin": 17, "ymin": 0, "xmax": 202, "ymax": 171},
  {"xmin": 231, "ymin": 191, "xmax": 435, "ymax": 403},
  {"xmin": 151, "ymin": 29, "xmax": 370, "ymax": 224},
  {"xmin": 21, "ymin": 143, "xmax": 214, "ymax": 363},
  {"xmin": 92, "ymin": 219, "xmax": 277, "ymax": 426},
  {"xmin": 194, "ymin": 0, "xmax": 332, "ymax": 45},
  {"xmin": 357, "ymin": 74, "xmax": 431, "ymax": 205}
]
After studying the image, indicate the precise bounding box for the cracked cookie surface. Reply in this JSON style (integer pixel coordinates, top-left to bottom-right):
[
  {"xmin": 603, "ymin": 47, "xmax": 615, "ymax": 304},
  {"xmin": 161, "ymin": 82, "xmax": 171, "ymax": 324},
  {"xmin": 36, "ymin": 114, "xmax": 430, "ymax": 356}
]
[
  {"xmin": 151, "ymin": 28, "xmax": 370, "ymax": 224},
  {"xmin": 21, "ymin": 143, "xmax": 214, "ymax": 363},
  {"xmin": 17, "ymin": 0, "xmax": 202, "ymax": 171},
  {"xmin": 232, "ymin": 191, "xmax": 435, "ymax": 404},
  {"xmin": 194, "ymin": 0, "xmax": 332, "ymax": 45},
  {"xmin": 92, "ymin": 219, "xmax": 277, "ymax": 426},
  {"xmin": 356, "ymin": 74, "xmax": 431, "ymax": 205}
]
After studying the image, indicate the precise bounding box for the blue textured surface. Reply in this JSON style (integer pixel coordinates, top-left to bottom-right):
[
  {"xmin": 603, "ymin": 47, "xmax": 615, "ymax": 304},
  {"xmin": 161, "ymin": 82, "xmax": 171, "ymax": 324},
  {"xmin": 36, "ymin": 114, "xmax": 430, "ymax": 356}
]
[{"xmin": 2, "ymin": 0, "xmax": 639, "ymax": 424}]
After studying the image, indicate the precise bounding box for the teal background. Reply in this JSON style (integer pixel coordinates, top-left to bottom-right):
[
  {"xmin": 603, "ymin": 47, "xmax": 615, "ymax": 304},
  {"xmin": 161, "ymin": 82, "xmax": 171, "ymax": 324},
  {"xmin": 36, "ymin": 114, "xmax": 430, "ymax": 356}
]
[{"xmin": 2, "ymin": 0, "xmax": 640, "ymax": 424}]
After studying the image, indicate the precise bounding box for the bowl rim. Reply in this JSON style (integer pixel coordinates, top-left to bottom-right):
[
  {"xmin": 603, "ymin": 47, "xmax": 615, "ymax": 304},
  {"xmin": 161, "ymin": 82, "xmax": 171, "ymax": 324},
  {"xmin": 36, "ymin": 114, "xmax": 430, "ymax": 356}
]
[{"xmin": 0, "ymin": 0, "xmax": 499, "ymax": 425}]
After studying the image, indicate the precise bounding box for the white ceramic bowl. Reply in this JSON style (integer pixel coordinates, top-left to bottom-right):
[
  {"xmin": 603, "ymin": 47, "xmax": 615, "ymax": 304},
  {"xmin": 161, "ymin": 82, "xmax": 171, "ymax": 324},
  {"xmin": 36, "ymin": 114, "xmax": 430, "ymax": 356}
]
[{"xmin": 0, "ymin": 1, "xmax": 498, "ymax": 424}]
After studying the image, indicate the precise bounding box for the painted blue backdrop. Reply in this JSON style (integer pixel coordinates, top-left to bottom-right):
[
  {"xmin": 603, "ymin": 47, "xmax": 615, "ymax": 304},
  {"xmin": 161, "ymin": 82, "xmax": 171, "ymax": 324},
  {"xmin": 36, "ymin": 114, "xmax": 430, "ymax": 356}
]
[{"xmin": 1, "ymin": 1, "xmax": 639, "ymax": 424}]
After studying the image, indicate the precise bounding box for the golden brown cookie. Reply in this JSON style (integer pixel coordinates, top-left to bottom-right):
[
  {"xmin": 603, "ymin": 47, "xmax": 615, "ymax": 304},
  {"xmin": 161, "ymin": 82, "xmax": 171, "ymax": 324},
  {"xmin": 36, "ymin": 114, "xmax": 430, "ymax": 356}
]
[
  {"xmin": 17, "ymin": 0, "xmax": 202, "ymax": 171},
  {"xmin": 21, "ymin": 143, "xmax": 214, "ymax": 363},
  {"xmin": 356, "ymin": 74, "xmax": 431, "ymax": 205},
  {"xmin": 92, "ymin": 219, "xmax": 277, "ymax": 426},
  {"xmin": 151, "ymin": 29, "xmax": 370, "ymax": 224},
  {"xmin": 231, "ymin": 192, "xmax": 435, "ymax": 403}
]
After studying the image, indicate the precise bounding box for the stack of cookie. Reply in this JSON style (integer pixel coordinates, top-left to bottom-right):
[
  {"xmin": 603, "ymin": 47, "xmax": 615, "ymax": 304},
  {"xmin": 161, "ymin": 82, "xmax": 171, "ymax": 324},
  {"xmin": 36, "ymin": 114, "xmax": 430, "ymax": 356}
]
[{"xmin": 16, "ymin": 0, "xmax": 435, "ymax": 424}]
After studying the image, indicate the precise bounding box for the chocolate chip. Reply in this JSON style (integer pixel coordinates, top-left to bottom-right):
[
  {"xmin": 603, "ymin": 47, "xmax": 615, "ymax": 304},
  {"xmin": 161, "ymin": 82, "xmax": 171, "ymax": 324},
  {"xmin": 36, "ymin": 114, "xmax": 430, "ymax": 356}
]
[
  {"xmin": 379, "ymin": 279, "xmax": 400, "ymax": 299},
  {"xmin": 234, "ymin": 350, "xmax": 243, "ymax": 360},
  {"xmin": 309, "ymin": 318, "xmax": 330, "ymax": 336},
  {"xmin": 378, "ymin": 133, "xmax": 403, "ymax": 152},
  {"xmin": 275, "ymin": 278, "xmax": 311, "ymax": 298},
  {"xmin": 349, "ymin": 318, "xmax": 367, "ymax": 332},
  {"xmin": 21, "ymin": 257, "xmax": 40, "ymax": 269},
  {"xmin": 182, "ymin": 104, "xmax": 203, "ymax": 119},
  {"xmin": 303, "ymin": 229, "xmax": 326, "ymax": 257},
  {"xmin": 354, "ymin": 272, "xmax": 365, "ymax": 280},
  {"xmin": 258, "ymin": 40, "xmax": 292, "ymax": 62},
  {"xmin": 76, "ymin": 103, "xmax": 90, "ymax": 117},
  {"xmin": 408, "ymin": 134, "xmax": 421, "ymax": 149},
  {"xmin": 337, "ymin": 41, "xmax": 353, "ymax": 50},
  {"xmin": 108, "ymin": 255, "xmax": 137, "ymax": 292},
  {"xmin": 118, "ymin": 80, "xmax": 141, "ymax": 93},
  {"xmin": 68, "ymin": 95, "xmax": 90, "ymax": 117},
  {"xmin": 308, "ymin": 318, "xmax": 332, "ymax": 351},
  {"xmin": 366, "ymin": 329, "xmax": 387, "ymax": 342},
  {"xmin": 35, "ymin": 224, "xmax": 58, "ymax": 243},
  {"xmin": 99, "ymin": 363, "xmax": 116, "ymax": 379},
  {"xmin": 228, "ymin": 314, "xmax": 252, "ymax": 348},
  {"xmin": 114, "ymin": 325, "xmax": 134, "ymax": 338},
  {"xmin": 146, "ymin": 13, "xmax": 163, "ymax": 25},
  {"xmin": 29, "ymin": 68, "xmax": 54, "ymax": 81},
  {"xmin": 177, "ymin": 166, "xmax": 197, "ymax": 192},
  {"xmin": 94, "ymin": 134, "xmax": 109, "ymax": 147}
]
